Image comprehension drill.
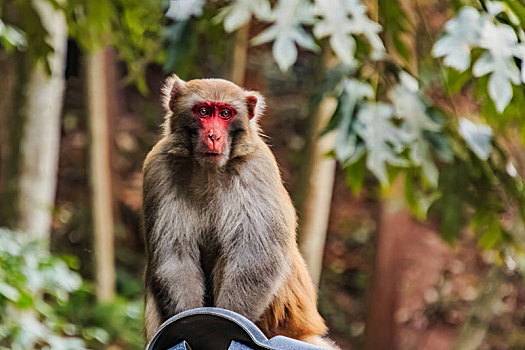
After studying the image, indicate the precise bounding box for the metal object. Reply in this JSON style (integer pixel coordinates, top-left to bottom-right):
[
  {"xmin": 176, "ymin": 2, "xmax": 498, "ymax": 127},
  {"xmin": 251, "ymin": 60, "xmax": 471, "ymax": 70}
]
[
  {"xmin": 146, "ymin": 307, "xmax": 324, "ymax": 350},
  {"xmin": 167, "ymin": 341, "xmax": 192, "ymax": 350}
]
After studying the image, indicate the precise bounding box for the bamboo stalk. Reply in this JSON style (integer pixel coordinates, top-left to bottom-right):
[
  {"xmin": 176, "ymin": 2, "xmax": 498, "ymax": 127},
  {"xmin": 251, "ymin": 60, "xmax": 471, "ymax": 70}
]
[{"xmin": 87, "ymin": 48, "xmax": 115, "ymax": 301}]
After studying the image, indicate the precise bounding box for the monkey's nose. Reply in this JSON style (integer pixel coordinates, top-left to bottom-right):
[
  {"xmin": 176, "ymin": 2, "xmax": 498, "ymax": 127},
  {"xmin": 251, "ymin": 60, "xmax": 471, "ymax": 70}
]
[{"xmin": 208, "ymin": 133, "xmax": 221, "ymax": 141}]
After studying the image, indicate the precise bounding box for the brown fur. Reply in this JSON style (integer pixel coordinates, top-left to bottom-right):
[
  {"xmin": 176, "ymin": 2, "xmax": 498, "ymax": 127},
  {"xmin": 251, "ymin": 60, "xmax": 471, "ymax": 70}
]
[
  {"xmin": 143, "ymin": 75, "xmax": 337, "ymax": 349},
  {"xmin": 257, "ymin": 249, "xmax": 327, "ymax": 339}
]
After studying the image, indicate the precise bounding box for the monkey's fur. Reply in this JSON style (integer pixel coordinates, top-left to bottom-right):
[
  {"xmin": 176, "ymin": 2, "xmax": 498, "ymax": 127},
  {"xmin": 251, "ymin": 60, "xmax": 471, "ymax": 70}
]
[{"xmin": 143, "ymin": 75, "xmax": 337, "ymax": 349}]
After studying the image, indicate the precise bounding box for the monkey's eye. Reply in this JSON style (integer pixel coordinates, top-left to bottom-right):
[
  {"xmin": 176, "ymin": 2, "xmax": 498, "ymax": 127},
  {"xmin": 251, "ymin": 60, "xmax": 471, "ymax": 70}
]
[
  {"xmin": 198, "ymin": 107, "xmax": 210, "ymax": 117},
  {"xmin": 220, "ymin": 109, "xmax": 232, "ymax": 119}
]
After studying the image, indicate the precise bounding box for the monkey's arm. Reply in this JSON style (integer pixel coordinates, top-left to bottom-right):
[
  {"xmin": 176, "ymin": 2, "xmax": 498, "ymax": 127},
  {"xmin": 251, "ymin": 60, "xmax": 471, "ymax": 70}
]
[
  {"xmin": 144, "ymin": 245, "xmax": 204, "ymax": 342},
  {"xmin": 143, "ymin": 152, "xmax": 205, "ymax": 325}
]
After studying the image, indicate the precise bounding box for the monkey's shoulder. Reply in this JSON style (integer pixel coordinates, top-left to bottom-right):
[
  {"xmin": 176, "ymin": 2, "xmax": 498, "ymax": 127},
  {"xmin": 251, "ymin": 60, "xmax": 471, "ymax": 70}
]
[
  {"xmin": 143, "ymin": 138, "xmax": 171, "ymax": 170},
  {"xmin": 237, "ymin": 144, "xmax": 286, "ymax": 184}
]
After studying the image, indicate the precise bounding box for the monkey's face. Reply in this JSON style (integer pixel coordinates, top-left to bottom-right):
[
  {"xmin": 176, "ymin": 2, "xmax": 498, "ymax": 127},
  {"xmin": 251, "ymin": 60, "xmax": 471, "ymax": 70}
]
[
  {"xmin": 191, "ymin": 100, "xmax": 236, "ymax": 167},
  {"xmin": 163, "ymin": 75, "xmax": 265, "ymax": 168}
]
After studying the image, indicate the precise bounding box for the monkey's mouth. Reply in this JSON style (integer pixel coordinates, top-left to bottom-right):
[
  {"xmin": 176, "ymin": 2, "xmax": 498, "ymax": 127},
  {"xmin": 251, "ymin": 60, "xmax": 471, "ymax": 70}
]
[{"xmin": 203, "ymin": 152, "xmax": 223, "ymax": 159}]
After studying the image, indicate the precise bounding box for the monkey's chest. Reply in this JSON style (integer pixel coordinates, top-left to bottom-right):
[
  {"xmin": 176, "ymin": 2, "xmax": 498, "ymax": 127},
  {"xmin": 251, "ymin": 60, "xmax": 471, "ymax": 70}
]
[{"xmin": 198, "ymin": 237, "xmax": 221, "ymax": 306}]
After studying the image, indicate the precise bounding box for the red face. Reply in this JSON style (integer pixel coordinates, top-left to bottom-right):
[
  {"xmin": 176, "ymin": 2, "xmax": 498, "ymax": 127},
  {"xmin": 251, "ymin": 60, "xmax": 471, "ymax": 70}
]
[{"xmin": 192, "ymin": 100, "xmax": 237, "ymax": 162}]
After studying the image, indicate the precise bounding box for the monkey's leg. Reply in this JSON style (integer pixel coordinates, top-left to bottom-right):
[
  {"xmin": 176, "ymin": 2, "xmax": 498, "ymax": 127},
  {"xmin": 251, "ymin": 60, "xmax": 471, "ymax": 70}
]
[
  {"xmin": 300, "ymin": 335, "xmax": 341, "ymax": 350},
  {"xmin": 144, "ymin": 288, "xmax": 162, "ymax": 342},
  {"xmin": 215, "ymin": 243, "xmax": 290, "ymax": 322}
]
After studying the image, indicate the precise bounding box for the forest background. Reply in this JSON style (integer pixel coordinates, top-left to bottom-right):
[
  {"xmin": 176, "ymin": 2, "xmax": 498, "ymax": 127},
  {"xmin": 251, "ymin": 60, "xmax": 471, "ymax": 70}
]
[{"xmin": 2, "ymin": 0, "xmax": 525, "ymax": 349}]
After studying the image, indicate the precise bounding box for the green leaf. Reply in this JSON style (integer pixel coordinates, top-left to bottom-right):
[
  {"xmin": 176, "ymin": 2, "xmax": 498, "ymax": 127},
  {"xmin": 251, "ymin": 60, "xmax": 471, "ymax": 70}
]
[
  {"xmin": 15, "ymin": 292, "xmax": 34, "ymax": 308},
  {"xmin": 478, "ymin": 220, "xmax": 503, "ymax": 249},
  {"xmin": 334, "ymin": 79, "xmax": 374, "ymax": 165},
  {"xmin": 313, "ymin": 0, "xmax": 384, "ymax": 64},
  {"xmin": 473, "ymin": 21, "xmax": 521, "ymax": 112},
  {"xmin": 273, "ymin": 35, "xmax": 299, "ymax": 72},
  {"xmin": 251, "ymin": 0, "xmax": 318, "ymax": 71},
  {"xmin": 165, "ymin": 0, "xmax": 205, "ymax": 21},
  {"xmin": 82, "ymin": 327, "xmax": 110, "ymax": 344},
  {"xmin": 501, "ymin": 0, "xmax": 525, "ymax": 25},
  {"xmin": 431, "ymin": 162, "xmax": 469, "ymax": 243},
  {"xmin": 0, "ymin": 282, "xmax": 20, "ymax": 302},
  {"xmin": 433, "ymin": 6, "xmax": 525, "ymax": 113},
  {"xmin": 444, "ymin": 66, "xmax": 473, "ymax": 94},
  {"xmin": 404, "ymin": 171, "xmax": 440, "ymax": 219},
  {"xmin": 219, "ymin": 0, "xmax": 271, "ymax": 33},
  {"xmin": 458, "ymin": 118, "xmax": 493, "ymax": 160},
  {"xmin": 14, "ymin": 0, "xmax": 54, "ymax": 72},
  {"xmin": 0, "ymin": 21, "xmax": 27, "ymax": 50},
  {"xmin": 354, "ymin": 102, "xmax": 408, "ymax": 184},
  {"xmin": 390, "ymin": 73, "xmax": 441, "ymax": 186},
  {"xmin": 432, "ymin": 7, "xmax": 483, "ymax": 71},
  {"xmin": 378, "ymin": 0, "xmax": 410, "ymax": 62},
  {"xmin": 344, "ymin": 154, "xmax": 366, "ymax": 194},
  {"xmin": 424, "ymin": 128, "xmax": 454, "ymax": 163},
  {"xmin": 0, "ymin": 229, "xmax": 86, "ymax": 347}
]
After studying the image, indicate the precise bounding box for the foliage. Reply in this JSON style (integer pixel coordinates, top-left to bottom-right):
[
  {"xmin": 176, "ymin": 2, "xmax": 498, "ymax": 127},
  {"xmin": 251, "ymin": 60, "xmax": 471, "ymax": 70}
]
[
  {"xmin": 0, "ymin": 0, "xmax": 165, "ymax": 93},
  {"xmin": 216, "ymin": 0, "xmax": 271, "ymax": 33},
  {"xmin": 0, "ymin": 228, "xmax": 85, "ymax": 349},
  {"xmin": 458, "ymin": 118, "xmax": 493, "ymax": 160},
  {"xmin": 4, "ymin": 0, "xmax": 525, "ymax": 339},
  {"xmin": 377, "ymin": 0, "xmax": 410, "ymax": 62},
  {"xmin": 64, "ymin": 0, "xmax": 165, "ymax": 93},
  {"xmin": 166, "ymin": 0, "xmax": 205, "ymax": 21},
  {"xmin": 212, "ymin": 0, "xmax": 384, "ymax": 71},
  {"xmin": 180, "ymin": 0, "xmax": 525, "ymax": 263},
  {"xmin": 2, "ymin": 0, "xmax": 524, "ymax": 280},
  {"xmin": 0, "ymin": 228, "xmax": 144, "ymax": 350},
  {"xmin": 56, "ymin": 289, "xmax": 144, "ymax": 349},
  {"xmin": 0, "ymin": 0, "xmax": 54, "ymax": 71},
  {"xmin": 251, "ymin": 0, "xmax": 319, "ymax": 72},
  {"xmin": 163, "ymin": 7, "xmax": 229, "ymax": 79},
  {"xmin": 433, "ymin": 5, "xmax": 525, "ymax": 113},
  {"xmin": 0, "ymin": 20, "xmax": 26, "ymax": 51},
  {"xmin": 1, "ymin": 0, "xmax": 502, "ymax": 273},
  {"xmin": 314, "ymin": 0, "xmax": 384, "ymax": 62},
  {"xmin": 4, "ymin": 0, "xmax": 525, "ymax": 347},
  {"xmin": 324, "ymin": 70, "xmax": 449, "ymax": 189}
]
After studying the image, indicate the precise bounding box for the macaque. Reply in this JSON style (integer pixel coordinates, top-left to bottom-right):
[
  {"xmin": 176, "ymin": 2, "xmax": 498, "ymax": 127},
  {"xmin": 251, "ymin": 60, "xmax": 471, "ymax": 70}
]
[{"xmin": 142, "ymin": 75, "xmax": 337, "ymax": 349}]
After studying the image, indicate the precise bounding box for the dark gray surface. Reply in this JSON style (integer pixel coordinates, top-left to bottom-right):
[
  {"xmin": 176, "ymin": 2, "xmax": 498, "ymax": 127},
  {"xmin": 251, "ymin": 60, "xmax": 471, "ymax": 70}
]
[{"xmin": 146, "ymin": 307, "xmax": 324, "ymax": 350}]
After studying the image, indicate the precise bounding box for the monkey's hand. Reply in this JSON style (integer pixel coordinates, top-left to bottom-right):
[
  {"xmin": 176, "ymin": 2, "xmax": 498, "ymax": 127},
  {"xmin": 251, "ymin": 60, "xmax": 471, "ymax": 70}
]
[
  {"xmin": 144, "ymin": 251, "xmax": 205, "ymax": 341},
  {"xmin": 153, "ymin": 253, "xmax": 205, "ymax": 313}
]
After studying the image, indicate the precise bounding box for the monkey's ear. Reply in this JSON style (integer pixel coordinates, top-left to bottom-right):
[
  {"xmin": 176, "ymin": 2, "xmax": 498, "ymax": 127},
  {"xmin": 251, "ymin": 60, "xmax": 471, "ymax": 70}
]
[
  {"xmin": 162, "ymin": 75, "xmax": 187, "ymax": 112},
  {"xmin": 245, "ymin": 91, "xmax": 265, "ymax": 121}
]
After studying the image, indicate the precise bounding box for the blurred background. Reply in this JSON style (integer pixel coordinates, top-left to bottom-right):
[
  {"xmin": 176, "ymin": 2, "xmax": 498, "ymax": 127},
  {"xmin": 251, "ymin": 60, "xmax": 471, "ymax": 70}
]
[{"xmin": 3, "ymin": 0, "xmax": 525, "ymax": 349}]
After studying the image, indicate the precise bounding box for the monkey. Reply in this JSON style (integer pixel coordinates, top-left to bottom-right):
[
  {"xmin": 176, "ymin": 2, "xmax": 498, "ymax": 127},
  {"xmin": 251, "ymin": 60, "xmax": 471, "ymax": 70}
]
[{"xmin": 142, "ymin": 75, "xmax": 338, "ymax": 349}]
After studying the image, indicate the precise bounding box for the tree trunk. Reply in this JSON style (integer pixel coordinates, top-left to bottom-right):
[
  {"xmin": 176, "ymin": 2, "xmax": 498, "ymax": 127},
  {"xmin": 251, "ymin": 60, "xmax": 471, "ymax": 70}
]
[
  {"xmin": 296, "ymin": 63, "xmax": 338, "ymax": 285},
  {"xmin": 364, "ymin": 176, "xmax": 452, "ymax": 350},
  {"xmin": 365, "ymin": 0, "xmax": 420, "ymax": 344},
  {"xmin": 17, "ymin": 0, "xmax": 67, "ymax": 239},
  {"xmin": 87, "ymin": 48, "xmax": 116, "ymax": 301},
  {"xmin": 231, "ymin": 21, "xmax": 250, "ymax": 86},
  {"xmin": 0, "ymin": 50, "xmax": 25, "ymax": 228},
  {"xmin": 365, "ymin": 177, "xmax": 404, "ymax": 350}
]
